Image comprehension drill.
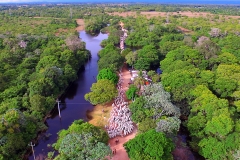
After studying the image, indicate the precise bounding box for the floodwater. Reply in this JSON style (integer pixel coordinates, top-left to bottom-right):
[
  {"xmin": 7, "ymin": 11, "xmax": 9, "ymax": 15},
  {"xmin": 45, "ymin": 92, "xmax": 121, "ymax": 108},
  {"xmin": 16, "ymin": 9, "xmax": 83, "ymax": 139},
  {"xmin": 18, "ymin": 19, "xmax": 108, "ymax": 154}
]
[{"xmin": 28, "ymin": 31, "xmax": 108, "ymax": 160}]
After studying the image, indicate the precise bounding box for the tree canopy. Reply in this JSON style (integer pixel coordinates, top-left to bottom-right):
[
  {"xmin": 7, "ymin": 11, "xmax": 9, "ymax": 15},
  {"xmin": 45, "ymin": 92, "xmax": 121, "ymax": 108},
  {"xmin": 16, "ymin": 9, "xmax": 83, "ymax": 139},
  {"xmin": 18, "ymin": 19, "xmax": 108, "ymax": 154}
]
[
  {"xmin": 53, "ymin": 120, "xmax": 111, "ymax": 160},
  {"xmin": 97, "ymin": 68, "xmax": 119, "ymax": 85},
  {"xmin": 84, "ymin": 79, "xmax": 118, "ymax": 105},
  {"xmin": 124, "ymin": 129, "xmax": 174, "ymax": 160}
]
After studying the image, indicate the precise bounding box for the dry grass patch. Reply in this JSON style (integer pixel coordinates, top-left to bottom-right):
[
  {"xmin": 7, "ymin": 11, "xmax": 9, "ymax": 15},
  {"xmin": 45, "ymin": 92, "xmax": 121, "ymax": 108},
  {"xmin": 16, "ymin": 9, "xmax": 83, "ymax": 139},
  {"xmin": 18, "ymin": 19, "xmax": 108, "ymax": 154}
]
[{"xmin": 87, "ymin": 101, "xmax": 113, "ymax": 128}]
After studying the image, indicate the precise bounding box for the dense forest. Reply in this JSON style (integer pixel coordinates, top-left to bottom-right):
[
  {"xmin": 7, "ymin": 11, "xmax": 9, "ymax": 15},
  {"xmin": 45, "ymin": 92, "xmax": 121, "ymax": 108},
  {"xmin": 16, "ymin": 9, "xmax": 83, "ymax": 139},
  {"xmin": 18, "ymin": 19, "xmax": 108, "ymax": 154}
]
[
  {"xmin": 0, "ymin": 12, "xmax": 91, "ymax": 159},
  {"xmin": 0, "ymin": 2, "xmax": 240, "ymax": 160},
  {"xmin": 120, "ymin": 11, "xmax": 240, "ymax": 160}
]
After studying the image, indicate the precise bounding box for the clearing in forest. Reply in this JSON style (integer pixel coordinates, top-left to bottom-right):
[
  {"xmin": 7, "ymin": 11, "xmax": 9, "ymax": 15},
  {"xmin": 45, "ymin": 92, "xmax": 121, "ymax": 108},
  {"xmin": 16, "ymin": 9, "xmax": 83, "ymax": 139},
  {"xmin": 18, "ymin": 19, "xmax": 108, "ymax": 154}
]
[{"xmin": 76, "ymin": 19, "xmax": 85, "ymax": 31}]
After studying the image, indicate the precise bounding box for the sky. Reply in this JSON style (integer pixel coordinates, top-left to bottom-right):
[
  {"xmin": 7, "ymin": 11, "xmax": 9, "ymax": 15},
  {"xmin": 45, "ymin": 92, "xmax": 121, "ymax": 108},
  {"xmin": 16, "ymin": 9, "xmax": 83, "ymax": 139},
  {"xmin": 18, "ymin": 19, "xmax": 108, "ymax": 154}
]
[{"xmin": 0, "ymin": 0, "xmax": 239, "ymax": 4}]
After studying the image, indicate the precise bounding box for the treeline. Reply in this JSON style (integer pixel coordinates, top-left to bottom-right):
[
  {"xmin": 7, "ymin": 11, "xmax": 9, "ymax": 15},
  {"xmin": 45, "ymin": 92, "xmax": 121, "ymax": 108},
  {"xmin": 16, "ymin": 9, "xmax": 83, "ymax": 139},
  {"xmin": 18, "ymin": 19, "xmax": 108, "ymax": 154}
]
[
  {"xmin": 0, "ymin": 15, "xmax": 90, "ymax": 159},
  {"xmin": 105, "ymin": 4, "xmax": 240, "ymax": 16},
  {"xmin": 0, "ymin": 4, "xmax": 105, "ymax": 19},
  {"xmin": 1, "ymin": 3, "xmax": 240, "ymax": 20}
]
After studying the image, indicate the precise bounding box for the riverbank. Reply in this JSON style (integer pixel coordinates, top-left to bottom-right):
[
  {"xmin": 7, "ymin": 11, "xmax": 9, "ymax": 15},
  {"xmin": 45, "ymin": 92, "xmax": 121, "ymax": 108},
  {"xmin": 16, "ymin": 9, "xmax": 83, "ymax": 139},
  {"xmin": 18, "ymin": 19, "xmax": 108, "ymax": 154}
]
[{"xmin": 76, "ymin": 19, "xmax": 85, "ymax": 31}]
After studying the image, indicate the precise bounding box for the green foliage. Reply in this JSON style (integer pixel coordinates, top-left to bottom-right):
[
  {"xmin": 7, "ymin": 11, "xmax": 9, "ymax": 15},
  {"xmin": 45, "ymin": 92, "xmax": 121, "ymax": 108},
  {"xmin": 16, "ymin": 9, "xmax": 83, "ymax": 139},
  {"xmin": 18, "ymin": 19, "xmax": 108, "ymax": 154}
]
[
  {"xmin": 126, "ymin": 85, "xmax": 138, "ymax": 100},
  {"xmin": 0, "ymin": 13, "xmax": 89, "ymax": 159},
  {"xmin": 97, "ymin": 68, "xmax": 119, "ymax": 84},
  {"xmin": 196, "ymin": 39, "xmax": 221, "ymax": 60},
  {"xmin": 147, "ymin": 70, "xmax": 160, "ymax": 83},
  {"xmin": 187, "ymin": 85, "xmax": 239, "ymax": 159},
  {"xmin": 213, "ymin": 64, "xmax": 240, "ymax": 98},
  {"xmin": 129, "ymin": 96, "xmax": 148, "ymax": 123},
  {"xmin": 134, "ymin": 45, "xmax": 159, "ymax": 70},
  {"xmin": 121, "ymin": 48, "xmax": 131, "ymax": 58},
  {"xmin": 84, "ymin": 79, "xmax": 118, "ymax": 105},
  {"xmin": 142, "ymin": 83, "xmax": 180, "ymax": 118},
  {"xmin": 160, "ymin": 41, "xmax": 184, "ymax": 55},
  {"xmin": 1, "ymin": 4, "xmax": 240, "ymax": 160},
  {"xmin": 98, "ymin": 52, "xmax": 124, "ymax": 71},
  {"xmin": 198, "ymin": 137, "xmax": 227, "ymax": 160},
  {"xmin": 217, "ymin": 52, "xmax": 239, "ymax": 65},
  {"xmin": 218, "ymin": 35, "xmax": 240, "ymax": 59},
  {"xmin": 156, "ymin": 117, "xmax": 181, "ymax": 135},
  {"xmin": 56, "ymin": 133, "xmax": 111, "ymax": 160},
  {"xmin": 138, "ymin": 118, "xmax": 156, "ymax": 133},
  {"xmin": 54, "ymin": 120, "xmax": 110, "ymax": 160},
  {"xmin": 129, "ymin": 83, "xmax": 181, "ymax": 135},
  {"xmin": 53, "ymin": 120, "xmax": 109, "ymax": 150},
  {"xmin": 98, "ymin": 43, "xmax": 120, "ymax": 58},
  {"xmin": 101, "ymin": 26, "xmax": 121, "ymax": 45},
  {"xmin": 125, "ymin": 51, "xmax": 138, "ymax": 68},
  {"xmin": 85, "ymin": 15, "xmax": 108, "ymax": 35},
  {"xmin": 124, "ymin": 129, "xmax": 174, "ymax": 160},
  {"xmin": 161, "ymin": 68, "xmax": 200, "ymax": 101}
]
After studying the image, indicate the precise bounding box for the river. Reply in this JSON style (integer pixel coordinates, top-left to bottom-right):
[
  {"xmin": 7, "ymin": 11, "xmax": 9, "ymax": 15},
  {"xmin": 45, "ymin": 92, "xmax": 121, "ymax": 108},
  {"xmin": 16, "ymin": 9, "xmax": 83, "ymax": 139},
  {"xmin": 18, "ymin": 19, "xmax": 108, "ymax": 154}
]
[{"xmin": 28, "ymin": 31, "xmax": 108, "ymax": 160}]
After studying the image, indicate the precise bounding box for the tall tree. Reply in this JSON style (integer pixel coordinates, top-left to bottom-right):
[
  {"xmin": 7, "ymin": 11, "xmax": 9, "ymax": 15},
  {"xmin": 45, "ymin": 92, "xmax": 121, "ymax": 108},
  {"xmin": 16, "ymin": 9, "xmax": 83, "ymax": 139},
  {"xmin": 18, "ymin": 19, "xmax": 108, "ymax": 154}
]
[
  {"xmin": 124, "ymin": 129, "xmax": 174, "ymax": 160},
  {"xmin": 84, "ymin": 79, "xmax": 118, "ymax": 105}
]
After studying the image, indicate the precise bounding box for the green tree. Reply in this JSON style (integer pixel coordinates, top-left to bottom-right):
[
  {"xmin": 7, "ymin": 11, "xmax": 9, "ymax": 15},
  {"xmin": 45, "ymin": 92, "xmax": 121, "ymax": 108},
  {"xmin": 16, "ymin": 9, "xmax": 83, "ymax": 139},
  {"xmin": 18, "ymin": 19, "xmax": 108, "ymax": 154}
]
[
  {"xmin": 53, "ymin": 120, "xmax": 109, "ymax": 150},
  {"xmin": 121, "ymin": 48, "xmax": 131, "ymax": 58},
  {"xmin": 98, "ymin": 52, "xmax": 124, "ymax": 71},
  {"xmin": 129, "ymin": 96, "xmax": 147, "ymax": 123},
  {"xmin": 125, "ymin": 51, "xmax": 138, "ymax": 69},
  {"xmin": 56, "ymin": 133, "xmax": 111, "ymax": 160},
  {"xmin": 138, "ymin": 118, "xmax": 156, "ymax": 133},
  {"xmin": 134, "ymin": 45, "xmax": 159, "ymax": 70},
  {"xmin": 196, "ymin": 39, "xmax": 220, "ymax": 60},
  {"xmin": 160, "ymin": 41, "xmax": 184, "ymax": 55},
  {"xmin": 97, "ymin": 68, "xmax": 119, "ymax": 84},
  {"xmin": 156, "ymin": 117, "xmax": 181, "ymax": 135},
  {"xmin": 133, "ymin": 76, "xmax": 145, "ymax": 90},
  {"xmin": 126, "ymin": 84, "xmax": 138, "ymax": 100},
  {"xmin": 198, "ymin": 137, "xmax": 227, "ymax": 160},
  {"xmin": 29, "ymin": 94, "xmax": 47, "ymax": 113},
  {"xmin": 84, "ymin": 79, "xmax": 118, "ymax": 105},
  {"xmin": 98, "ymin": 43, "xmax": 120, "ymax": 58},
  {"xmin": 124, "ymin": 129, "xmax": 174, "ymax": 160}
]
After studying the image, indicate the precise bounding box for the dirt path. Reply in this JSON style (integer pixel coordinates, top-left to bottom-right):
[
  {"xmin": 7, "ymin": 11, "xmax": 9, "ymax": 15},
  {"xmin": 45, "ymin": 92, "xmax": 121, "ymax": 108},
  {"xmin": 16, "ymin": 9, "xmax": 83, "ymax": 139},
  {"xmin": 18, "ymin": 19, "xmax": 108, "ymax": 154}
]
[
  {"xmin": 121, "ymin": 63, "xmax": 132, "ymax": 102},
  {"xmin": 108, "ymin": 125, "xmax": 137, "ymax": 160},
  {"xmin": 107, "ymin": 63, "xmax": 137, "ymax": 160},
  {"xmin": 75, "ymin": 19, "xmax": 85, "ymax": 31}
]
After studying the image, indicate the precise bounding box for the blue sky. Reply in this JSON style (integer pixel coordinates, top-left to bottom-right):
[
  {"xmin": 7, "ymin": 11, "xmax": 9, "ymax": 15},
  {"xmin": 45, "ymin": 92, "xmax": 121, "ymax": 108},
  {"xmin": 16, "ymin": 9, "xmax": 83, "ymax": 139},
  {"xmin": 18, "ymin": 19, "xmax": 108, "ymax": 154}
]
[{"xmin": 0, "ymin": 0, "xmax": 239, "ymax": 4}]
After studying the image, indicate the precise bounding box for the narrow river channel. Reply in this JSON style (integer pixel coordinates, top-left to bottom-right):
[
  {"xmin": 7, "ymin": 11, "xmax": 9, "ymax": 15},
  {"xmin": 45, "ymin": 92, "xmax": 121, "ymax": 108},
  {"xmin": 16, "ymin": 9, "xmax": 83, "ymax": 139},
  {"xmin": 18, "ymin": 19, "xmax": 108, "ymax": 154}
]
[{"xmin": 28, "ymin": 31, "xmax": 108, "ymax": 160}]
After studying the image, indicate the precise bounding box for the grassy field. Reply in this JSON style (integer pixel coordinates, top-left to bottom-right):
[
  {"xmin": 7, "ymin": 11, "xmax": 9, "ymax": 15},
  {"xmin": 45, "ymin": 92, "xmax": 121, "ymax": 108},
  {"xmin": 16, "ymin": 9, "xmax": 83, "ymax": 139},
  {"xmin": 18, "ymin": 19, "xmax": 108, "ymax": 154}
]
[{"xmin": 86, "ymin": 101, "xmax": 113, "ymax": 128}]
